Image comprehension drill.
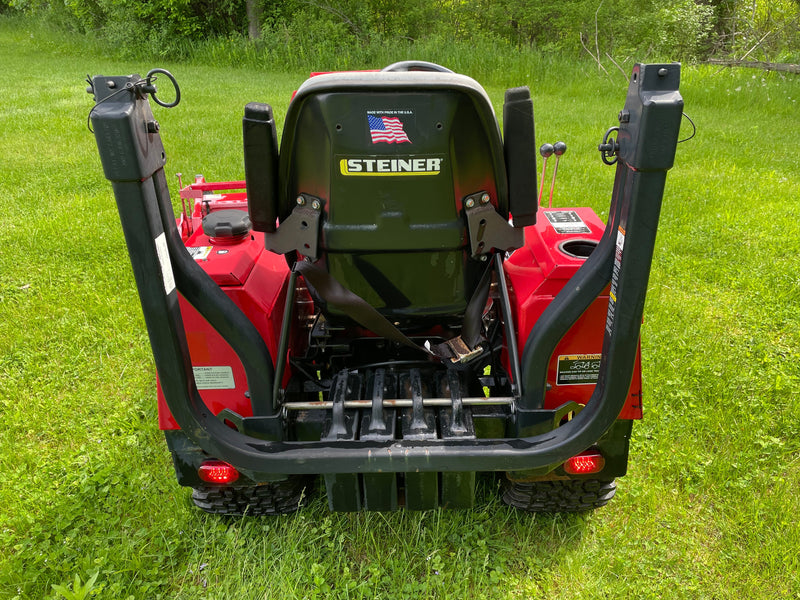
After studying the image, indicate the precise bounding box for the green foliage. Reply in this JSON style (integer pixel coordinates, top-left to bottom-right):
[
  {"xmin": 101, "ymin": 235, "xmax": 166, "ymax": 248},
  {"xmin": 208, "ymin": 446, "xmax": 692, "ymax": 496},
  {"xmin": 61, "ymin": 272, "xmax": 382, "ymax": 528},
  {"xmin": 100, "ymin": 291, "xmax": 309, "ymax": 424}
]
[
  {"xmin": 51, "ymin": 573, "xmax": 99, "ymax": 600},
  {"xmin": 730, "ymin": 0, "xmax": 800, "ymax": 61},
  {"xmin": 2, "ymin": 14, "xmax": 800, "ymax": 600},
  {"xmin": 5, "ymin": 0, "xmax": 799, "ymax": 63},
  {"xmin": 8, "ymin": 0, "xmax": 248, "ymax": 58},
  {"xmin": 268, "ymin": 0, "xmax": 723, "ymax": 61},
  {"xmin": 283, "ymin": 0, "xmax": 442, "ymax": 40},
  {"xmin": 654, "ymin": 0, "xmax": 716, "ymax": 60}
]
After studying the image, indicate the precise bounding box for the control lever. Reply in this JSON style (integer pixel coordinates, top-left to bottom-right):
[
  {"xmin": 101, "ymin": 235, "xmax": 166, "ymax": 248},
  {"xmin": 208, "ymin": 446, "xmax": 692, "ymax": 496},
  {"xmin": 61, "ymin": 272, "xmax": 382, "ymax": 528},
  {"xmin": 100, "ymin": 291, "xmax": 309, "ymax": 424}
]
[
  {"xmin": 537, "ymin": 143, "xmax": 554, "ymax": 206},
  {"xmin": 548, "ymin": 141, "xmax": 567, "ymax": 208}
]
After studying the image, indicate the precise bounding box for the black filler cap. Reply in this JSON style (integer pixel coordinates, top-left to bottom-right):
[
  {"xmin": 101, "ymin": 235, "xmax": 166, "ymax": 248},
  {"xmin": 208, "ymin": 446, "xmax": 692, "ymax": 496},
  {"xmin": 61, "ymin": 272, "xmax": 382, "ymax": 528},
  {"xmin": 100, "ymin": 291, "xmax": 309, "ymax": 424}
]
[{"xmin": 202, "ymin": 209, "xmax": 252, "ymax": 239}]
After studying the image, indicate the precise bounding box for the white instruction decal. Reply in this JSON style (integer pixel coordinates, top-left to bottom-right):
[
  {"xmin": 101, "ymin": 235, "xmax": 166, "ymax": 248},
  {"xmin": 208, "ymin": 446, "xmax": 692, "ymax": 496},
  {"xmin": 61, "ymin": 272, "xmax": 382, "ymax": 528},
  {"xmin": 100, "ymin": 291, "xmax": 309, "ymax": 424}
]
[
  {"xmin": 544, "ymin": 210, "xmax": 591, "ymax": 234},
  {"xmin": 192, "ymin": 366, "xmax": 236, "ymax": 390},
  {"xmin": 154, "ymin": 233, "xmax": 176, "ymax": 295}
]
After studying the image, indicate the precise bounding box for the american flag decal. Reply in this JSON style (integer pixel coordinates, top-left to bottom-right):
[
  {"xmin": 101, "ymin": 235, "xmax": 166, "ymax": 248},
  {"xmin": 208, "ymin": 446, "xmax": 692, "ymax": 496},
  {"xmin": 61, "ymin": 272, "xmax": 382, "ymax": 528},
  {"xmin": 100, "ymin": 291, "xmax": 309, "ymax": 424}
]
[{"xmin": 367, "ymin": 115, "xmax": 411, "ymax": 144}]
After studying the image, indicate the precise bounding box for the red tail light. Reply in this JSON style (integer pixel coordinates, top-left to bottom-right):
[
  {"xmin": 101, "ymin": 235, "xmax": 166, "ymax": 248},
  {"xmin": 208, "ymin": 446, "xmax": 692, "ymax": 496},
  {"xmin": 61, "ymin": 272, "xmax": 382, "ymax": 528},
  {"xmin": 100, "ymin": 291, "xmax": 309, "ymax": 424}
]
[
  {"xmin": 564, "ymin": 452, "xmax": 605, "ymax": 475},
  {"xmin": 198, "ymin": 460, "xmax": 240, "ymax": 484}
]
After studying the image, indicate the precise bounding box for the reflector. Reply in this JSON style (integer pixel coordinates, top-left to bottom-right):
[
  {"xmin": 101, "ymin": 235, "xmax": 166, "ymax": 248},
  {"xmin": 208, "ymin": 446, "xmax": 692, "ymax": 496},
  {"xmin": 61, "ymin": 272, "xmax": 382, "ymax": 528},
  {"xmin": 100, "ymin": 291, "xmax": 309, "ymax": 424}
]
[
  {"xmin": 564, "ymin": 452, "xmax": 605, "ymax": 475},
  {"xmin": 198, "ymin": 460, "xmax": 240, "ymax": 484}
]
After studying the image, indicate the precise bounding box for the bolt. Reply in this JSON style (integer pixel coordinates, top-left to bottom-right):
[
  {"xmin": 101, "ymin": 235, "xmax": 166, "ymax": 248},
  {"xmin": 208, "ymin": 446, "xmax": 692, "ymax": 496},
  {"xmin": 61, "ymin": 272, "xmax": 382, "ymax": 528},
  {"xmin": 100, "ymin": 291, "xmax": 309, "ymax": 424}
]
[
  {"xmin": 465, "ymin": 198, "xmax": 475, "ymax": 209},
  {"xmin": 146, "ymin": 120, "xmax": 160, "ymax": 133},
  {"xmin": 480, "ymin": 255, "xmax": 488, "ymax": 261},
  {"xmin": 658, "ymin": 67, "xmax": 669, "ymax": 77},
  {"xmin": 618, "ymin": 110, "xmax": 630, "ymax": 123},
  {"xmin": 480, "ymin": 193, "xmax": 490, "ymax": 204},
  {"xmin": 296, "ymin": 196, "xmax": 306, "ymax": 206},
  {"xmin": 311, "ymin": 199, "xmax": 321, "ymax": 211},
  {"xmin": 107, "ymin": 80, "xmax": 117, "ymax": 89}
]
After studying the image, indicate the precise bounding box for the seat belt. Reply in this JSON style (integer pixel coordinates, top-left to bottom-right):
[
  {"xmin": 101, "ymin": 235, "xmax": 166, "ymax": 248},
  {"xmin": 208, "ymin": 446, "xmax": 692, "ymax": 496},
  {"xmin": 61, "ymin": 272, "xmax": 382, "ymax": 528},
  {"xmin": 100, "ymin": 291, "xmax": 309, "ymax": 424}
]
[{"xmin": 293, "ymin": 260, "xmax": 493, "ymax": 364}]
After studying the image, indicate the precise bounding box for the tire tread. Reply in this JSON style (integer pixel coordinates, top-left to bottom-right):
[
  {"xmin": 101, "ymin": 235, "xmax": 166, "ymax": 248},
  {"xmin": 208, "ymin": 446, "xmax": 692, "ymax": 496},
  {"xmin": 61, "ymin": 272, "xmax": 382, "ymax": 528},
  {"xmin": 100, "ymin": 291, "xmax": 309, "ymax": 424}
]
[
  {"xmin": 501, "ymin": 478, "xmax": 616, "ymax": 513},
  {"xmin": 191, "ymin": 476, "xmax": 314, "ymax": 516}
]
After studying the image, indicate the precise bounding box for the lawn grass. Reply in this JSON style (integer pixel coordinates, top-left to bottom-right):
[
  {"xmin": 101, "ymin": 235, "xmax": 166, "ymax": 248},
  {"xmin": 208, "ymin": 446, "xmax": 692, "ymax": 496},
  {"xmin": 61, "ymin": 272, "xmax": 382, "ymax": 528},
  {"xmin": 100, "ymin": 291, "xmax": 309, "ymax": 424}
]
[{"xmin": 1, "ymin": 16, "xmax": 800, "ymax": 600}]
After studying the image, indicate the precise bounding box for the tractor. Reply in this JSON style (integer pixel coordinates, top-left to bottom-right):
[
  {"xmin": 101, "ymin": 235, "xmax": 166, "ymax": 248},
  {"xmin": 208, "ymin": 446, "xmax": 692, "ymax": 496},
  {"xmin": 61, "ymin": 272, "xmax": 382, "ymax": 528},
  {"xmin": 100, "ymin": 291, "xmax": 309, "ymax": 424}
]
[{"xmin": 88, "ymin": 60, "xmax": 683, "ymax": 514}]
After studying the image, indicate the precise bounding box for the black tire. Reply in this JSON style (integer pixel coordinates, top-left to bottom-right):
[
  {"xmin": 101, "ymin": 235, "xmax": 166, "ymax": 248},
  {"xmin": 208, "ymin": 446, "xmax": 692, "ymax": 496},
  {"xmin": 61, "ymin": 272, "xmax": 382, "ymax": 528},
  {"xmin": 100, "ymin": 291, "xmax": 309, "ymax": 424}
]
[
  {"xmin": 191, "ymin": 475, "xmax": 315, "ymax": 516},
  {"xmin": 501, "ymin": 478, "xmax": 616, "ymax": 513}
]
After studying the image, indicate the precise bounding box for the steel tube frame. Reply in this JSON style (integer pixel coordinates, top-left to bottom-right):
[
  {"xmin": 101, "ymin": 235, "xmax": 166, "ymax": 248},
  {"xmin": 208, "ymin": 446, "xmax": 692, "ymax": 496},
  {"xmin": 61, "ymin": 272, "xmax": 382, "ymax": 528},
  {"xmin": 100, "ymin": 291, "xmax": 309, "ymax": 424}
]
[{"xmin": 283, "ymin": 397, "xmax": 514, "ymax": 410}]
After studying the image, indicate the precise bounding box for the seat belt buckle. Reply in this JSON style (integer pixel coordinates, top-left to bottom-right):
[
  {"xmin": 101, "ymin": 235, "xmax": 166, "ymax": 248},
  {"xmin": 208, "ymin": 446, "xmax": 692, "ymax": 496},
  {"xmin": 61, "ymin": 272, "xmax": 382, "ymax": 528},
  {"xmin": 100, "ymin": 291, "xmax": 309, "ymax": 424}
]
[{"xmin": 444, "ymin": 336, "xmax": 483, "ymax": 364}]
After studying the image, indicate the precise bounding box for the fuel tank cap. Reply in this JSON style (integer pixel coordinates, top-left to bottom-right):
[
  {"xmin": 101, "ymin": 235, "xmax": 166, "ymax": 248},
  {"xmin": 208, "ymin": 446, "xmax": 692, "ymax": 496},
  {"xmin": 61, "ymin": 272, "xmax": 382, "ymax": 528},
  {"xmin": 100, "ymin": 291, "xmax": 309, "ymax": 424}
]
[{"xmin": 202, "ymin": 209, "xmax": 252, "ymax": 242}]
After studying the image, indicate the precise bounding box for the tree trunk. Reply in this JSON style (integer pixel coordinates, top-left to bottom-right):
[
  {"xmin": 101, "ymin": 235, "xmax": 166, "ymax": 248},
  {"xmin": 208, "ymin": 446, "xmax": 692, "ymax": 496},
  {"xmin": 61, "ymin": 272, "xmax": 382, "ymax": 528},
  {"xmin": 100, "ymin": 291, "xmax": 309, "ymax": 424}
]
[{"xmin": 246, "ymin": 0, "xmax": 262, "ymax": 41}]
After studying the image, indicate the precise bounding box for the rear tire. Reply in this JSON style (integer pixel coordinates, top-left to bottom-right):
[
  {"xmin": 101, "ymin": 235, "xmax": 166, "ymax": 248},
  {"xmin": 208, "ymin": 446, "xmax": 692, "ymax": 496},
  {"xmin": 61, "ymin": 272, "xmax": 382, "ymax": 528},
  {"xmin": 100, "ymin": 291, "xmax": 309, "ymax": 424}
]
[
  {"xmin": 501, "ymin": 478, "xmax": 616, "ymax": 512},
  {"xmin": 191, "ymin": 475, "xmax": 315, "ymax": 516}
]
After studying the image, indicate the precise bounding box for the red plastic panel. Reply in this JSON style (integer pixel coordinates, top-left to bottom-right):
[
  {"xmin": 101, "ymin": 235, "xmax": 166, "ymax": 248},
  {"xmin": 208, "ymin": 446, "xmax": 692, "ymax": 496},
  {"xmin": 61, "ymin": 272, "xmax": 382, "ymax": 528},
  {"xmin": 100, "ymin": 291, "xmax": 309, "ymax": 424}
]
[
  {"xmin": 157, "ymin": 229, "xmax": 291, "ymax": 430},
  {"xmin": 505, "ymin": 207, "xmax": 643, "ymax": 420}
]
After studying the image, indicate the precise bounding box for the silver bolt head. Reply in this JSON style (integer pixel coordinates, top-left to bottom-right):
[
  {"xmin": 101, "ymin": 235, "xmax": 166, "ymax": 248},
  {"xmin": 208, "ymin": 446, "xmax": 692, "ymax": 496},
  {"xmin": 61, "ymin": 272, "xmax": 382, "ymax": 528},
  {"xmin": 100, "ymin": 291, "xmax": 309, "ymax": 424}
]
[
  {"xmin": 296, "ymin": 196, "xmax": 306, "ymax": 206},
  {"xmin": 480, "ymin": 193, "xmax": 490, "ymax": 204},
  {"xmin": 311, "ymin": 199, "xmax": 321, "ymax": 211},
  {"xmin": 465, "ymin": 198, "xmax": 475, "ymax": 209}
]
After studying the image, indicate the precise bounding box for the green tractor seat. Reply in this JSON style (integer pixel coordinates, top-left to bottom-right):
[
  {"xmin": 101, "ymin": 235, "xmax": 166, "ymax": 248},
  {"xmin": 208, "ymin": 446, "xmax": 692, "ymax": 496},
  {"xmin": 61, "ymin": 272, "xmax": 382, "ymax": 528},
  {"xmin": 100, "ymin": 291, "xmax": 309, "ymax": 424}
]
[{"xmin": 245, "ymin": 68, "xmax": 535, "ymax": 328}]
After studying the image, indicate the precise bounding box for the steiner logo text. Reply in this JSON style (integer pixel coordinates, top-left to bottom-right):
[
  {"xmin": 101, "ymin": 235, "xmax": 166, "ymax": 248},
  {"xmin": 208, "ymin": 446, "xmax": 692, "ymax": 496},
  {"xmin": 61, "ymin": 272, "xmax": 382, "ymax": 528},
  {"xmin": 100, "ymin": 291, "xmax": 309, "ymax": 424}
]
[{"xmin": 339, "ymin": 157, "xmax": 443, "ymax": 176}]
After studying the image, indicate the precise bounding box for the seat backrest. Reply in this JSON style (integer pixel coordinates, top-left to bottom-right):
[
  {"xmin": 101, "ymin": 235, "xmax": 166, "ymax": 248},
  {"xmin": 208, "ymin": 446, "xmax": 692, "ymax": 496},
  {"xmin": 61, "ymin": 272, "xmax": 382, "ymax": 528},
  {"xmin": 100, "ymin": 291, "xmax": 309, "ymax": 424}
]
[{"xmin": 277, "ymin": 71, "xmax": 508, "ymax": 323}]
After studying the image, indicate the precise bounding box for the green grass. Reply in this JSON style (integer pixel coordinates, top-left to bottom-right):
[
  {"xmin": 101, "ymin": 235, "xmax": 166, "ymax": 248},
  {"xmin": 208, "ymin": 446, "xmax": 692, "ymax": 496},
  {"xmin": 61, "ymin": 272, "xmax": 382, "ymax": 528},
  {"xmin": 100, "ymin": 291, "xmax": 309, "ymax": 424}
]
[{"xmin": 2, "ymin": 16, "xmax": 800, "ymax": 600}]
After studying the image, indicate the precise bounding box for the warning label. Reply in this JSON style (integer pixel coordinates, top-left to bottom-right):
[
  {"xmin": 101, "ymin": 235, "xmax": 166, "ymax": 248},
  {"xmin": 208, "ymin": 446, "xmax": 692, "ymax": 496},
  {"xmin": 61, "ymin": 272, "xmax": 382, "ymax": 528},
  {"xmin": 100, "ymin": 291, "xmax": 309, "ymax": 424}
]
[
  {"xmin": 544, "ymin": 210, "xmax": 591, "ymax": 234},
  {"xmin": 557, "ymin": 354, "xmax": 601, "ymax": 385},
  {"xmin": 187, "ymin": 246, "xmax": 212, "ymax": 260},
  {"xmin": 192, "ymin": 366, "xmax": 235, "ymax": 390},
  {"xmin": 605, "ymin": 226, "xmax": 625, "ymax": 334},
  {"xmin": 154, "ymin": 233, "xmax": 176, "ymax": 295}
]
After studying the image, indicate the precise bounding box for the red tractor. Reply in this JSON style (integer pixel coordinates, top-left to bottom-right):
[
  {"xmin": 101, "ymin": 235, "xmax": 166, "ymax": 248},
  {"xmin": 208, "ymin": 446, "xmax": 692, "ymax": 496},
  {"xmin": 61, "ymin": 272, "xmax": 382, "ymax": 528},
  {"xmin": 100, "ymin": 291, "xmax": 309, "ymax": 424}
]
[{"xmin": 89, "ymin": 61, "xmax": 683, "ymax": 514}]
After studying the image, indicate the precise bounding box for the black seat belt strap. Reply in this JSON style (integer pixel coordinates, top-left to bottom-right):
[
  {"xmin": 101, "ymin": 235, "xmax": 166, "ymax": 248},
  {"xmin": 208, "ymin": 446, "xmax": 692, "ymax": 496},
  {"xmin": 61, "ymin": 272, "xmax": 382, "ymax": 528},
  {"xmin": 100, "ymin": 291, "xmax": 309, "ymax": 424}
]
[
  {"xmin": 293, "ymin": 259, "xmax": 493, "ymax": 364},
  {"xmin": 294, "ymin": 260, "xmax": 431, "ymax": 355}
]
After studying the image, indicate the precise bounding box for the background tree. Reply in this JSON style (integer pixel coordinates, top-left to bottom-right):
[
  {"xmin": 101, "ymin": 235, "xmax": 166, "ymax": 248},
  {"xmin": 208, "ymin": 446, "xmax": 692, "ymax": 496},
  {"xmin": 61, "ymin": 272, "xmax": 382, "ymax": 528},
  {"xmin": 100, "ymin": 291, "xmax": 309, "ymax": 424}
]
[{"xmin": 247, "ymin": 0, "xmax": 262, "ymax": 40}]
